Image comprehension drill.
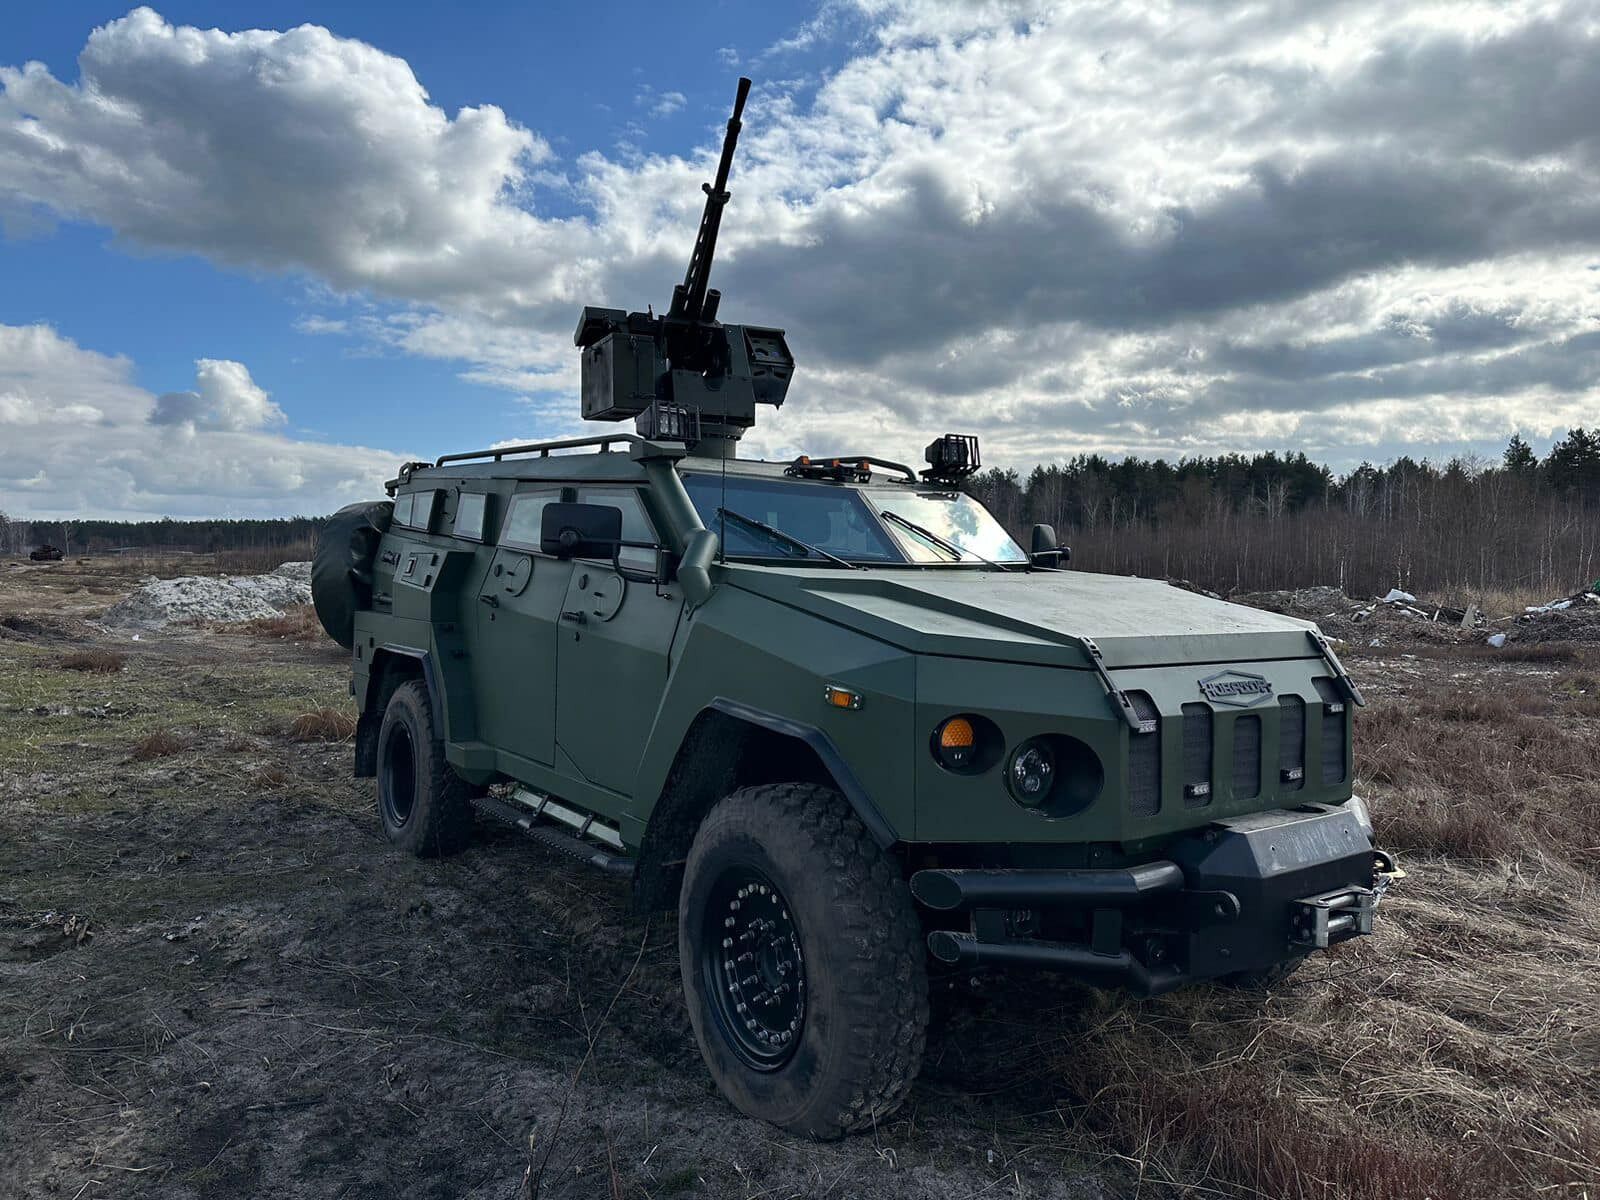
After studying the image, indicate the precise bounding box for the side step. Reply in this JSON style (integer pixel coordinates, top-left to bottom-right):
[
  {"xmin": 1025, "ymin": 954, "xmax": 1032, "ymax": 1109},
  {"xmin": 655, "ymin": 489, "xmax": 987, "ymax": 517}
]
[{"xmin": 470, "ymin": 793, "xmax": 635, "ymax": 877}]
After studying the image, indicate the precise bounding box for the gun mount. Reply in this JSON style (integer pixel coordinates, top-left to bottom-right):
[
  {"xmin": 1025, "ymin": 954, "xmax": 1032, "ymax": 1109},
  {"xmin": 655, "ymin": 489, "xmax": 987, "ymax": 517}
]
[{"xmin": 573, "ymin": 77, "xmax": 793, "ymax": 454}]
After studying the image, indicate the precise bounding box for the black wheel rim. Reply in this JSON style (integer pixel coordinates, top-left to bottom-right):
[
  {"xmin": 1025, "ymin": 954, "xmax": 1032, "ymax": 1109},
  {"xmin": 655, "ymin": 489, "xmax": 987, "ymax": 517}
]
[
  {"xmin": 700, "ymin": 865, "xmax": 806, "ymax": 1071},
  {"xmin": 380, "ymin": 722, "xmax": 417, "ymax": 828}
]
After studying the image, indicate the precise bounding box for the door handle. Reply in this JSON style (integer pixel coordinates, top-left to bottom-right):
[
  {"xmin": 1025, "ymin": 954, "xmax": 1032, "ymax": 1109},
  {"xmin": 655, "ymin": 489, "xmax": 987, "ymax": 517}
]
[
  {"xmin": 561, "ymin": 609, "xmax": 587, "ymax": 625},
  {"xmin": 479, "ymin": 594, "xmax": 499, "ymax": 608}
]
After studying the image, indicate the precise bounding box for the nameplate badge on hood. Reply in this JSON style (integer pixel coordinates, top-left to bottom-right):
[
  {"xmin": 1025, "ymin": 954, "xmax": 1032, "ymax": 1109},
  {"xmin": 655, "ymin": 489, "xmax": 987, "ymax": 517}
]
[{"xmin": 1198, "ymin": 670, "xmax": 1273, "ymax": 707}]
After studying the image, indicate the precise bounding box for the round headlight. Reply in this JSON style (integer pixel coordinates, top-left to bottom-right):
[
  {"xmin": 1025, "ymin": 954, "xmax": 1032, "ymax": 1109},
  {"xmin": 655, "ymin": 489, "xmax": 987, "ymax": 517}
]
[
  {"xmin": 1007, "ymin": 739, "xmax": 1057, "ymax": 804},
  {"xmin": 1005, "ymin": 734, "xmax": 1104, "ymax": 815}
]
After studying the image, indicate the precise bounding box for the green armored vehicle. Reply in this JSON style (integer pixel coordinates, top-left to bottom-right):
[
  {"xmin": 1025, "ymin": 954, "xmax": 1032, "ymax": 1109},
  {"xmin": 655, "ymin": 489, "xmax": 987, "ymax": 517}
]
[{"xmin": 313, "ymin": 79, "xmax": 1395, "ymax": 1137}]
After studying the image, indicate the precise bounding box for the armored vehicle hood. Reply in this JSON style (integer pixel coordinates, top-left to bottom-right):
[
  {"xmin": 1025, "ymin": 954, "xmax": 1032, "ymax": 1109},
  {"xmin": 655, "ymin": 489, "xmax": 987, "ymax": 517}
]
[{"xmin": 726, "ymin": 567, "xmax": 1320, "ymax": 669}]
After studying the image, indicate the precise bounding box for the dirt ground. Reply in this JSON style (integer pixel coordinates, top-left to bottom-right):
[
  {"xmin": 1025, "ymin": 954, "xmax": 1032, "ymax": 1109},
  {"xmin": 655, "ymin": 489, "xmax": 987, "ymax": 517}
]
[{"xmin": 2, "ymin": 559, "xmax": 1597, "ymax": 1200}]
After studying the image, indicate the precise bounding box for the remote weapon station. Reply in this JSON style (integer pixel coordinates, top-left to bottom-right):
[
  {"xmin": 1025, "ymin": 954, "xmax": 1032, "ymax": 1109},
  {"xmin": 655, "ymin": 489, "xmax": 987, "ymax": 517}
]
[{"xmin": 313, "ymin": 78, "xmax": 1398, "ymax": 1138}]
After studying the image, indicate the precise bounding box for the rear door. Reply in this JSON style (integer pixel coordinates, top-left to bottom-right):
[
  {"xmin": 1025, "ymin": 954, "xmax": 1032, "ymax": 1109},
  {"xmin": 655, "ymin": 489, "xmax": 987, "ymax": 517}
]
[
  {"xmin": 473, "ymin": 486, "xmax": 572, "ymax": 766},
  {"xmin": 553, "ymin": 486, "xmax": 685, "ymax": 797}
]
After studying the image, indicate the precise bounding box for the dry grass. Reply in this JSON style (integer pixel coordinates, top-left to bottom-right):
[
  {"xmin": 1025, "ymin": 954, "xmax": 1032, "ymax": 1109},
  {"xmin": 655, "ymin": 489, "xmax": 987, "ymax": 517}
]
[
  {"xmin": 214, "ymin": 540, "xmax": 316, "ymax": 574},
  {"xmin": 59, "ymin": 648, "xmax": 126, "ymax": 673},
  {"xmin": 130, "ymin": 729, "xmax": 192, "ymax": 761},
  {"xmin": 287, "ymin": 707, "xmax": 356, "ymax": 742},
  {"xmin": 236, "ymin": 604, "xmax": 324, "ymax": 641}
]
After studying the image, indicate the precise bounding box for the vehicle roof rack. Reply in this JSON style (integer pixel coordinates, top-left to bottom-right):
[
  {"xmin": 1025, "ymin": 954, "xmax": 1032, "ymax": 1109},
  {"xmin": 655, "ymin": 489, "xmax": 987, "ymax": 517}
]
[
  {"xmin": 433, "ymin": 433, "xmax": 646, "ymax": 468},
  {"xmin": 784, "ymin": 455, "xmax": 920, "ymax": 484}
]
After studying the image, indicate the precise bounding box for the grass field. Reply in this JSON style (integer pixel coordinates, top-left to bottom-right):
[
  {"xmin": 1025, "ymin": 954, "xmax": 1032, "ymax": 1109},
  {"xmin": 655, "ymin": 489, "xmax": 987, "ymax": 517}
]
[{"xmin": 1, "ymin": 558, "xmax": 1596, "ymax": 1199}]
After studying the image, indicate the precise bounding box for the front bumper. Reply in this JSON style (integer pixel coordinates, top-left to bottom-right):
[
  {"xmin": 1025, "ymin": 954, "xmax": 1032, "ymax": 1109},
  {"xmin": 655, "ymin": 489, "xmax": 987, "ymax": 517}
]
[{"xmin": 912, "ymin": 803, "xmax": 1397, "ymax": 996}]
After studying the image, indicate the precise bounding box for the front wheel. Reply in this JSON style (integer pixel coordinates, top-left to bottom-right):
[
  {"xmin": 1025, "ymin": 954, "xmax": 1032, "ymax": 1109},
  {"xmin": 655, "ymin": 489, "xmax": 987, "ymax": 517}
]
[{"xmin": 678, "ymin": 783, "xmax": 928, "ymax": 1138}]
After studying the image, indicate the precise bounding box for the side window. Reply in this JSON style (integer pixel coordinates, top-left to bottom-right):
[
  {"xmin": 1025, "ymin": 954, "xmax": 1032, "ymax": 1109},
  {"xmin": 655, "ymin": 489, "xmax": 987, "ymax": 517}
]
[
  {"xmin": 501, "ymin": 489, "xmax": 561, "ymax": 550},
  {"xmin": 412, "ymin": 489, "xmax": 439, "ymax": 531},
  {"xmin": 579, "ymin": 487, "xmax": 659, "ymax": 574},
  {"xmin": 391, "ymin": 491, "xmax": 415, "ymax": 528},
  {"xmin": 392, "ymin": 489, "xmax": 438, "ymax": 531},
  {"xmin": 455, "ymin": 491, "xmax": 488, "ymax": 542}
]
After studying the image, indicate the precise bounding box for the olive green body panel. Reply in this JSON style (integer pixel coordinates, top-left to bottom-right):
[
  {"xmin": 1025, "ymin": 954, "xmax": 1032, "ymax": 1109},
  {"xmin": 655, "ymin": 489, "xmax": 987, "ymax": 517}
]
[
  {"xmin": 625, "ymin": 581, "xmax": 917, "ymax": 846},
  {"xmin": 348, "ymin": 453, "xmax": 1357, "ymax": 862},
  {"xmin": 722, "ymin": 567, "xmax": 1320, "ymax": 668},
  {"xmin": 913, "ymin": 655, "xmax": 1351, "ymax": 845}
]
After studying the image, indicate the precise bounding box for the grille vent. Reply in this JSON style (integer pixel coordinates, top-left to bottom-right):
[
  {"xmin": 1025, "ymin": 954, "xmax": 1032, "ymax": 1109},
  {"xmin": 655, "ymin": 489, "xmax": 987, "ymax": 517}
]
[
  {"xmin": 1127, "ymin": 691, "xmax": 1161, "ymax": 817},
  {"xmin": 1278, "ymin": 696, "xmax": 1306, "ymax": 791},
  {"xmin": 1181, "ymin": 703, "xmax": 1213, "ymax": 807},
  {"xmin": 1312, "ymin": 677, "xmax": 1347, "ymax": 784},
  {"xmin": 1232, "ymin": 714, "xmax": 1262, "ymax": 799}
]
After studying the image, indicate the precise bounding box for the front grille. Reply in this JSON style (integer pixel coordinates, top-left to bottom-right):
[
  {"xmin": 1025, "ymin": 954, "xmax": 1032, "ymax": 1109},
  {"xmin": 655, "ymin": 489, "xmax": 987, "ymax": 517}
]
[
  {"xmin": 1278, "ymin": 696, "xmax": 1306, "ymax": 791},
  {"xmin": 1313, "ymin": 677, "xmax": 1347, "ymax": 784},
  {"xmin": 1181, "ymin": 703, "xmax": 1213, "ymax": 807},
  {"xmin": 1232, "ymin": 714, "xmax": 1261, "ymax": 799},
  {"xmin": 1127, "ymin": 692, "xmax": 1161, "ymax": 816}
]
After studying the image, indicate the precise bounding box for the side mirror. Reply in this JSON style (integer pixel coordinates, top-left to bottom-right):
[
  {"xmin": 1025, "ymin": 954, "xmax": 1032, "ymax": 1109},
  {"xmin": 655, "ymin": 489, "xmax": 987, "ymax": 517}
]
[
  {"xmin": 540, "ymin": 502, "xmax": 623, "ymax": 559},
  {"xmin": 1030, "ymin": 523, "xmax": 1066, "ymax": 569},
  {"xmin": 677, "ymin": 527, "xmax": 719, "ymax": 606}
]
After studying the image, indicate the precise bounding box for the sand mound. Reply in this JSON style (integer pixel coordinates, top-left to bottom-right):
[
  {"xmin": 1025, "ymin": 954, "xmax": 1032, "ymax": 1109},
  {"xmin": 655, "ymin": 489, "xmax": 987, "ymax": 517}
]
[{"xmin": 103, "ymin": 562, "xmax": 312, "ymax": 629}]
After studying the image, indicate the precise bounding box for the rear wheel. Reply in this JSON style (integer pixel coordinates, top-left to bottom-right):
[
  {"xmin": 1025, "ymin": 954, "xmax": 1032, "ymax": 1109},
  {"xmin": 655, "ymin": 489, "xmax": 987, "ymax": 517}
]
[
  {"xmin": 375, "ymin": 680, "xmax": 474, "ymax": 857},
  {"xmin": 678, "ymin": 783, "xmax": 928, "ymax": 1138}
]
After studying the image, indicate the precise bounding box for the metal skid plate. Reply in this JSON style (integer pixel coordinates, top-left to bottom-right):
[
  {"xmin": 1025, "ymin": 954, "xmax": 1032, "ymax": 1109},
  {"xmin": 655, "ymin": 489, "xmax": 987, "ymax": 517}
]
[{"xmin": 1289, "ymin": 885, "xmax": 1376, "ymax": 949}]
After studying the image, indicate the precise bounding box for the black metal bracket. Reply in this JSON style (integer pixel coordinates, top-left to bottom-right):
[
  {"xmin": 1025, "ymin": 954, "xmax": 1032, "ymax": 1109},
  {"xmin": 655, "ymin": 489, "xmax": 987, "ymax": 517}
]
[
  {"xmin": 1308, "ymin": 630, "xmax": 1366, "ymax": 707},
  {"xmin": 1079, "ymin": 637, "xmax": 1152, "ymax": 732}
]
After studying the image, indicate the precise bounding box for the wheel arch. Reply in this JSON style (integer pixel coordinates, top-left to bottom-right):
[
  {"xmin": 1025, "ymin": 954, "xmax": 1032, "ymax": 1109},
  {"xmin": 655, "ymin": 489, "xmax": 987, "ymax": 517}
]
[
  {"xmin": 632, "ymin": 698, "xmax": 898, "ymax": 911},
  {"xmin": 354, "ymin": 646, "xmax": 440, "ymax": 778}
]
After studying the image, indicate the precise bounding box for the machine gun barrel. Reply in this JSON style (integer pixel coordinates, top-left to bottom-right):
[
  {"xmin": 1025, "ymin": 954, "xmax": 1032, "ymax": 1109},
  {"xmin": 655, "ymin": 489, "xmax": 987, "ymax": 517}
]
[{"xmin": 670, "ymin": 76, "xmax": 752, "ymax": 323}]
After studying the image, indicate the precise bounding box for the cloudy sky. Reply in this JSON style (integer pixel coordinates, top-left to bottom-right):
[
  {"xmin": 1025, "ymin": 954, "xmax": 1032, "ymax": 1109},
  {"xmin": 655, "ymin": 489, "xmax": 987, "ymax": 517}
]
[{"xmin": 3, "ymin": 2, "xmax": 1598, "ymax": 519}]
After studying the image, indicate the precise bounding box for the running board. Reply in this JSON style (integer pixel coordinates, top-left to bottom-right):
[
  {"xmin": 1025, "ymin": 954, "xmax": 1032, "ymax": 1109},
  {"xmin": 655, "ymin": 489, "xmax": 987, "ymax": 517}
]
[{"xmin": 470, "ymin": 793, "xmax": 634, "ymax": 877}]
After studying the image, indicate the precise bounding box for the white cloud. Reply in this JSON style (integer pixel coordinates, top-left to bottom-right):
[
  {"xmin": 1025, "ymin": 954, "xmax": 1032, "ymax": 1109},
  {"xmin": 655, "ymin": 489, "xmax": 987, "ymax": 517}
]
[
  {"xmin": 4, "ymin": 2, "xmax": 1600, "ymax": 480},
  {"xmin": 0, "ymin": 323, "xmax": 405, "ymax": 519},
  {"xmin": 150, "ymin": 359, "xmax": 285, "ymax": 431}
]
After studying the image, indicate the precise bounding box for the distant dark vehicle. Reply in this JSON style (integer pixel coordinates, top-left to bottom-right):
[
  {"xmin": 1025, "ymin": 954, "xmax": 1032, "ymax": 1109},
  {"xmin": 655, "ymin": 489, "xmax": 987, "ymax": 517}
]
[{"xmin": 29, "ymin": 545, "xmax": 64, "ymax": 562}]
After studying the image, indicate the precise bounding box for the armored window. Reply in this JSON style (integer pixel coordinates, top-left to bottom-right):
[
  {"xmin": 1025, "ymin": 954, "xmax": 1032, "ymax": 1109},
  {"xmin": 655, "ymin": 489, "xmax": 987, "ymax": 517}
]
[
  {"xmin": 501, "ymin": 490, "xmax": 561, "ymax": 551},
  {"xmin": 681, "ymin": 473, "xmax": 901, "ymax": 564},
  {"xmin": 455, "ymin": 492, "xmax": 488, "ymax": 542},
  {"xmin": 391, "ymin": 491, "xmax": 415, "ymax": 528},
  {"xmin": 578, "ymin": 487, "xmax": 659, "ymax": 574}
]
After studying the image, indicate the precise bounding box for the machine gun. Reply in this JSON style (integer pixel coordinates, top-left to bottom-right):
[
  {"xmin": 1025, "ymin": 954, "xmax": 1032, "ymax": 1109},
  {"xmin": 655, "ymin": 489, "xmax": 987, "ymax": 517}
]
[{"xmin": 573, "ymin": 77, "xmax": 793, "ymax": 452}]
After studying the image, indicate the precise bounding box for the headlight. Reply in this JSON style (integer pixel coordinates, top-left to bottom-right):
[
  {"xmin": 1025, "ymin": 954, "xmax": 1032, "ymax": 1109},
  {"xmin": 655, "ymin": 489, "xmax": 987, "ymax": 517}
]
[
  {"xmin": 1007, "ymin": 739, "xmax": 1057, "ymax": 803},
  {"xmin": 1005, "ymin": 735, "xmax": 1104, "ymax": 816}
]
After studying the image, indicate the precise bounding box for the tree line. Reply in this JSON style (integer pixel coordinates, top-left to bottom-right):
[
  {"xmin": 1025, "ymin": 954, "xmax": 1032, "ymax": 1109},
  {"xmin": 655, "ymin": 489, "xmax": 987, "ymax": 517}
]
[
  {"xmin": 968, "ymin": 430, "xmax": 1600, "ymax": 597},
  {"xmin": 6, "ymin": 429, "xmax": 1599, "ymax": 596},
  {"xmin": 0, "ymin": 514, "xmax": 323, "ymax": 559}
]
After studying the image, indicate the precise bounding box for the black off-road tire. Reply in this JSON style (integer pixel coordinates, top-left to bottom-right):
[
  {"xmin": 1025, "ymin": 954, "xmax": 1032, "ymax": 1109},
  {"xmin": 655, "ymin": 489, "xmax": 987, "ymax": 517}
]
[
  {"xmin": 312, "ymin": 500, "xmax": 392, "ymax": 648},
  {"xmin": 678, "ymin": 783, "xmax": 928, "ymax": 1138},
  {"xmin": 375, "ymin": 680, "xmax": 474, "ymax": 857}
]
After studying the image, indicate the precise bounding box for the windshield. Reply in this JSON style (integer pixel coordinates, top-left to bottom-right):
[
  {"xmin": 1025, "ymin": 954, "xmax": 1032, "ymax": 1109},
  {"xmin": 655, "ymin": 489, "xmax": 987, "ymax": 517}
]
[
  {"xmin": 681, "ymin": 473, "xmax": 902, "ymax": 563},
  {"xmin": 865, "ymin": 490, "xmax": 1028, "ymax": 564}
]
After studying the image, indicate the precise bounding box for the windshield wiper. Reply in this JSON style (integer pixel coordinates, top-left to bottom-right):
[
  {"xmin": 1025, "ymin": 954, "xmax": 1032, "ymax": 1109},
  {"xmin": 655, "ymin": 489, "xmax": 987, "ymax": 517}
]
[
  {"xmin": 879, "ymin": 510, "xmax": 1015, "ymax": 571},
  {"xmin": 716, "ymin": 507, "xmax": 860, "ymax": 570}
]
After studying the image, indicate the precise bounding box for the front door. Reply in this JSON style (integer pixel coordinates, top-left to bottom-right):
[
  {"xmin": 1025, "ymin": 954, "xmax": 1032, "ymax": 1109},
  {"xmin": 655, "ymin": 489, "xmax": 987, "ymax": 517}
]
[
  {"xmin": 473, "ymin": 487, "xmax": 571, "ymax": 765},
  {"xmin": 554, "ymin": 486, "xmax": 685, "ymax": 797}
]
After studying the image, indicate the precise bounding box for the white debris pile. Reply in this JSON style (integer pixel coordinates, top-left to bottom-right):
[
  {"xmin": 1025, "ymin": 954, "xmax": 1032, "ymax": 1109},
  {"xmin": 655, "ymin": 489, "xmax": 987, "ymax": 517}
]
[
  {"xmin": 1523, "ymin": 590, "xmax": 1600, "ymax": 615},
  {"xmin": 102, "ymin": 562, "xmax": 312, "ymax": 629}
]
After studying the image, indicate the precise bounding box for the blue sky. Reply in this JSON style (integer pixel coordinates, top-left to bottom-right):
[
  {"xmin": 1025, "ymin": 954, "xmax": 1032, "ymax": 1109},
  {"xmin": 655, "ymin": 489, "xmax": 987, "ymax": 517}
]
[
  {"xmin": 2, "ymin": 3, "xmax": 1598, "ymax": 518},
  {"xmin": 1, "ymin": 2, "xmax": 826, "ymax": 478}
]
